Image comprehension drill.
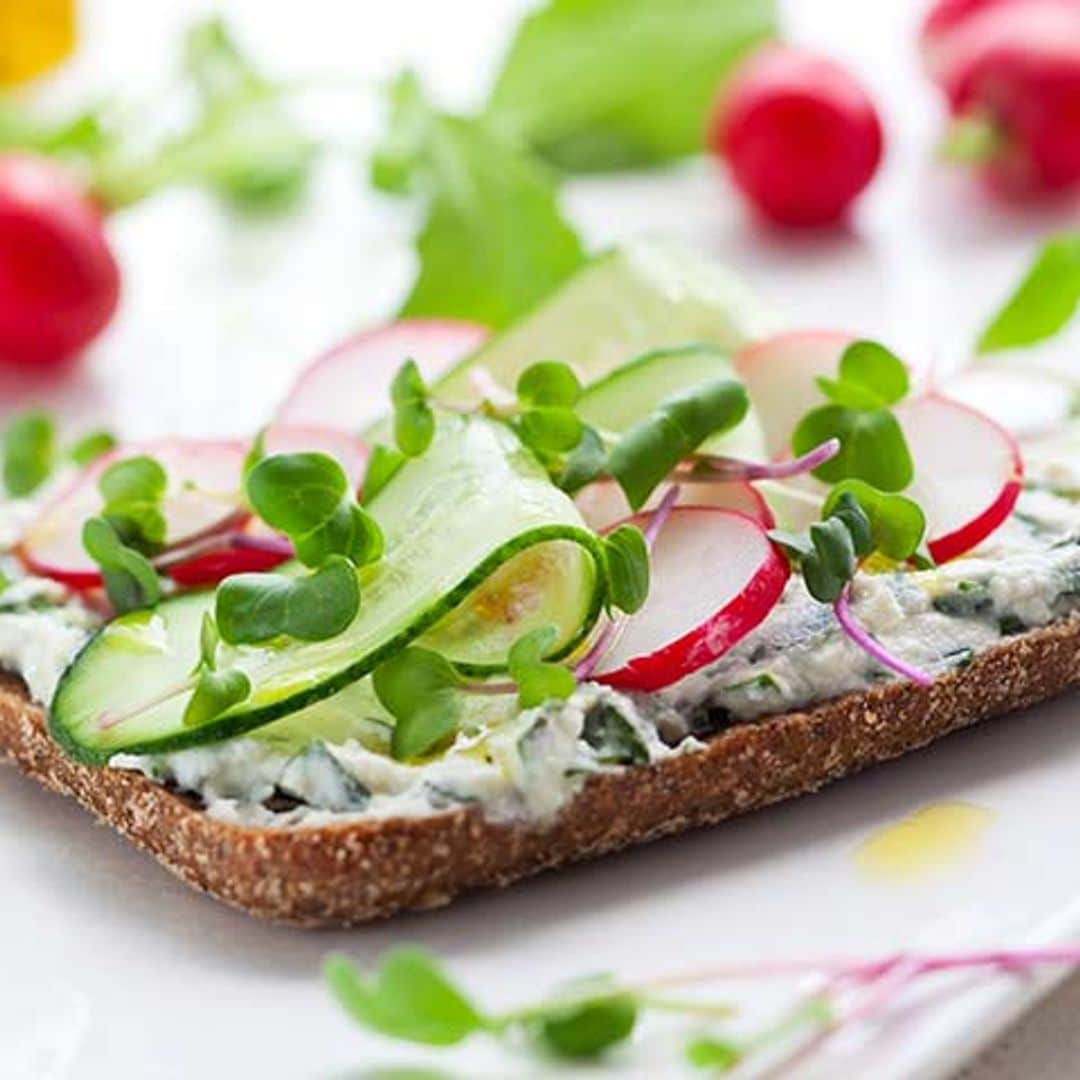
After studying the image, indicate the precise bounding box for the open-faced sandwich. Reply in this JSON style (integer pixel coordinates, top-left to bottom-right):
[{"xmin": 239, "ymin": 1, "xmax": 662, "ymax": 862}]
[{"xmin": 1, "ymin": 241, "xmax": 1074, "ymax": 926}]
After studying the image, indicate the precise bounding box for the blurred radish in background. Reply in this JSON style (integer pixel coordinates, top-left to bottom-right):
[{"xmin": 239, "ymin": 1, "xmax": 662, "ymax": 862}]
[{"xmin": 708, "ymin": 45, "xmax": 885, "ymax": 227}]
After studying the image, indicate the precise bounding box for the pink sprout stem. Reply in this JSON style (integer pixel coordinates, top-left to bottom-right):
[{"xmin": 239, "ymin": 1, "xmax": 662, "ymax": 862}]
[
  {"xmin": 573, "ymin": 485, "xmax": 681, "ymax": 681},
  {"xmin": 834, "ymin": 583, "xmax": 933, "ymax": 687},
  {"xmin": 685, "ymin": 438, "xmax": 840, "ymax": 483}
]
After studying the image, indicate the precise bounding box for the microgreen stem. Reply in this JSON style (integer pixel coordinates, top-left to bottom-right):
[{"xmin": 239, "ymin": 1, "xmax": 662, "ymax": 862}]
[
  {"xmin": 458, "ymin": 679, "xmax": 517, "ymax": 697},
  {"xmin": 686, "ymin": 438, "xmax": 840, "ymax": 483},
  {"xmin": 153, "ymin": 530, "xmax": 293, "ymax": 570},
  {"xmin": 636, "ymin": 994, "xmax": 735, "ymax": 1020},
  {"xmin": 574, "ymin": 484, "xmax": 681, "ymax": 681},
  {"xmin": 97, "ymin": 674, "xmax": 198, "ymax": 731},
  {"xmin": 834, "ymin": 583, "xmax": 933, "ymax": 687}
]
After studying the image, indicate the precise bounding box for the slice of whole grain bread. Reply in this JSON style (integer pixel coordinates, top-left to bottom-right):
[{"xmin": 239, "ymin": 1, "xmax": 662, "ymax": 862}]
[{"xmin": 2, "ymin": 617, "xmax": 1078, "ymax": 927}]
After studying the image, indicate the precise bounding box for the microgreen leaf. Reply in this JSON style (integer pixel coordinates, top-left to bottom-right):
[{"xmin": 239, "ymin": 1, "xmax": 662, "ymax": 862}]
[
  {"xmin": 246, "ymin": 452, "xmax": 347, "ymax": 536},
  {"xmin": 82, "ymin": 517, "xmax": 162, "ymax": 614},
  {"xmin": 362, "ymin": 444, "xmax": 407, "ymax": 503},
  {"xmin": 516, "ymin": 407, "xmax": 584, "ymax": 454},
  {"xmin": 215, "ymin": 556, "xmax": 359, "ymax": 645},
  {"xmin": 325, "ymin": 950, "xmax": 488, "ymax": 1047},
  {"xmin": 686, "ymin": 1036, "xmax": 742, "ymax": 1071},
  {"xmin": 198, "ymin": 611, "xmax": 220, "ymax": 670},
  {"xmin": 557, "ymin": 425, "xmax": 607, "ymax": 494},
  {"xmin": 98, "ymin": 454, "xmax": 169, "ymax": 551},
  {"xmin": 3, "ymin": 409, "xmax": 56, "ymax": 497},
  {"xmin": 68, "ymin": 429, "xmax": 117, "ymax": 467},
  {"xmin": 601, "ymin": 524, "xmax": 650, "ymax": 613},
  {"xmin": 608, "ymin": 379, "xmax": 748, "ymax": 510},
  {"xmin": 293, "ymin": 502, "xmax": 384, "ymax": 569},
  {"xmin": 373, "ymin": 647, "xmax": 462, "ymax": 760},
  {"xmin": 823, "ymin": 479, "xmax": 925, "ymax": 561},
  {"xmin": 978, "ymin": 232, "xmax": 1080, "ymax": 354},
  {"xmin": 391, "ymin": 359, "xmax": 436, "ymax": 457},
  {"xmin": 525, "ymin": 977, "xmax": 638, "ymax": 1060},
  {"xmin": 182, "ymin": 667, "xmax": 250, "ymax": 728},
  {"xmin": 507, "ymin": 625, "xmax": 576, "ymax": 708},
  {"xmin": 243, "ymin": 426, "xmax": 267, "ymax": 479},
  {"xmin": 792, "ymin": 404, "xmax": 913, "ymax": 492},
  {"xmin": 516, "ymin": 361, "xmax": 581, "ymax": 408},
  {"xmin": 817, "ymin": 340, "xmax": 909, "ymax": 408}
]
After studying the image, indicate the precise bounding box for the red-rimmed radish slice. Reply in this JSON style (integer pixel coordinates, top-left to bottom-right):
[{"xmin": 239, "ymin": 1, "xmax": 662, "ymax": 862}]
[
  {"xmin": 19, "ymin": 440, "xmax": 248, "ymax": 589},
  {"xmin": 261, "ymin": 425, "xmax": 369, "ymax": 489},
  {"xmin": 733, "ymin": 330, "xmax": 854, "ymax": 457},
  {"xmin": 897, "ymin": 393, "xmax": 1023, "ymax": 563},
  {"xmin": 163, "ymin": 527, "xmax": 292, "ymax": 587},
  {"xmin": 593, "ymin": 508, "xmax": 790, "ymax": 693},
  {"xmin": 942, "ymin": 365, "xmax": 1073, "ymax": 439},
  {"xmin": 576, "ymin": 479, "xmax": 773, "ymax": 533},
  {"xmin": 274, "ymin": 319, "xmax": 489, "ymax": 432}
]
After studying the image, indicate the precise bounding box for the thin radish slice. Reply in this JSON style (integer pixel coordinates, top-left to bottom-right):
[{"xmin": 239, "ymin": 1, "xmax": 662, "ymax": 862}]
[
  {"xmin": 897, "ymin": 394, "xmax": 1023, "ymax": 563},
  {"xmin": 261, "ymin": 425, "xmax": 369, "ymax": 490},
  {"xmin": 19, "ymin": 440, "xmax": 248, "ymax": 589},
  {"xmin": 593, "ymin": 508, "xmax": 790, "ymax": 693},
  {"xmin": 275, "ymin": 319, "xmax": 489, "ymax": 433},
  {"xmin": 163, "ymin": 527, "xmax": 293, "ymax": 587},
  {"xmin": 576, "ymin": 478, "xmax": 773, "ymax": 533},
  {"xmin": 942, "ymin": 365, "xmax": 1074, "ymax": 439},
  {"xmin": 732, "ymin": 330, "xmax": 854, "ymax": 457}
]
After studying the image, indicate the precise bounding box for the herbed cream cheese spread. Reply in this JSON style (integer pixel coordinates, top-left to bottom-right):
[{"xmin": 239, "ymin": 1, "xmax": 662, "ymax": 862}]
[{"xmin": 2, "ymin": 477, "xmax": 1079, "ymax": 829}]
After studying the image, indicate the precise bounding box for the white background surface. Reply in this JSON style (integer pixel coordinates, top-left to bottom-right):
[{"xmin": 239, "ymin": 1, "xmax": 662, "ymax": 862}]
[{"xmin": 2, "ymin": 1, "xmax": 1080, "ymax": 1077}]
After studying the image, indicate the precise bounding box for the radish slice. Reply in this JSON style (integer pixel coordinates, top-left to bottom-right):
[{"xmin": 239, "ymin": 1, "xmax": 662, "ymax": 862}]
[
  {"xmin": 593, "ymin": 508, "xmax": 790, "ymax": 693},
  {"xmin": 275, "ymin": 319, "xmax": 489, "ymax": 432},
  {"xmin": 733, "ymin": 330, "xmax": 854, "ymax": 457},
  {"xmin": 897, "ymin": 394, "xmax": 1023, "ymax": 563},
  {"xmin": 576, "ymin": 479, "xmax": 773, "ymax": 533},
  {"xmin": 163, "ymin": 527, "xmax": 292, "ymax": 587},
  {"xmin": 942, "ymin": 365, "xmax": 1074, "ymax": 439},
  {"xmin": 261, "ymin": 425, "xmax": 369, "ymax": 490},
  {"xmin": 19, "ymin": 440, "xmax": 248, "ymax": 589}
]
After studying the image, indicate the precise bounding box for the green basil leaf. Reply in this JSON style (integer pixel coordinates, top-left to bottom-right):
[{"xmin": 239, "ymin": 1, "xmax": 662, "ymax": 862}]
[
  {"xmin": 246, "ymin": 452, "xmax": 347, "ymax": 536},
  {"xmin": 373, "ymin": 647, "xmax": 463, "ymax": 761},
  {"xmin": 557, "ymin": 425, "xmax": 607, "ymax": 494},
  {"xmin": 602, "ymin": 524, "xmax": 649, "ymax": 614},
  {"xmin": 792, "ymin": 404, "xmax": 913, "ymax": 492},
  {"xmin": 391, "ymin": 359, "xmax": 436, "ymax": 457},
  {"xmin": 2, "ymin": 409, "xmax": 56, "ymax": 497},
  {"xmin": 182, "ymin": 667, "xmax": 250, "ymax": 728},
  {"xmin": 488, "ymin": 0, "xmax": 776, "ymax": 172},
  {"xmin": 517, "ymin": 361, "xmax": 581, "ymax": 407},
  {"xmin": 508, "ymin": 625, "xmax": 576, "ymax": 709},
  {"xmin": 68, "ymin": 429, "xmax": 117, "ymax": 467},
  {"xmin": 362, "ymin": 444, "xmax": 407, "ymax": 503},
  {"xmin": 82, "ymin": 517, "xmax": 161, "ymax": 614},
  {"xmin": 525, "ymin": 977, "xmax": 638, "ymax": 1060},
  {"xmin": 978, "ymin": 232, "xmax": 1080, "ymax": 354},
  {"xmin": 325, "ymin": 949, "xmax": 488, "ymax": 1047}
]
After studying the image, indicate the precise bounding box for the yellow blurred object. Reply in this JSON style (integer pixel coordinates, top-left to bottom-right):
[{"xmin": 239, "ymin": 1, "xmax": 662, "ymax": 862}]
[{"xmin": 0, "ymin": 0, "xmax": 76, "ymax": 86}]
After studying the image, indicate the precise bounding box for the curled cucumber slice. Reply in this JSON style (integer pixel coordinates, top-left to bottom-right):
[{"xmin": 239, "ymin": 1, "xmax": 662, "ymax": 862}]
[{"xmin": 50, "ymin": 418, "xmax": 602, "ymax": 764}]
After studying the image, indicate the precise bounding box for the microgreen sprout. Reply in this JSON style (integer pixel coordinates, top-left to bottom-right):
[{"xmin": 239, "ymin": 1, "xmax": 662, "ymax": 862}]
[
  {"xmin": 82, "ymin": 516, "xmax": 161, "ymax": 614},
  {"xmin": 326, "ymin": 945, "xmax": 1080, "ymax": 1074},
  {"xmin": 183, "ymin": 613, "xmax": 251, "ymax": 728},
  {"xmin": 2, "ymin": 410, "xmax": 56, "ymax": 497}
]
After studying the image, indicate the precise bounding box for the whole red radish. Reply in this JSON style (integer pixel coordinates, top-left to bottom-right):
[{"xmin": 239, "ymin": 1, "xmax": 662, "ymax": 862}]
[
  {"xmin": 0, "ymin": 153, "xmax": 120, "ymax": 368},
  {"xmin": 919, "ymin": 0, "xmax": 1080, "ymax": 77},
  {"xmin": 933, "ymin": 1, "xmax": 1080, "ymax": 195},
  {"xmin": 709, "ymin": 46, "xmax": 884, "ymax": 227}
]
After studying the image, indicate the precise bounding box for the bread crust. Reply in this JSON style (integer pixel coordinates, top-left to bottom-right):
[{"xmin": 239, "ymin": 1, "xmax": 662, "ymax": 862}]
[{"xmin": 2, "ymin": 617, "xmax": 1079, "ymax": 927}]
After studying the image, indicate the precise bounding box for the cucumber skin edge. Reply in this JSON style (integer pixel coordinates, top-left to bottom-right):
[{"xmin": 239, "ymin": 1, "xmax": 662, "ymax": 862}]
[{"xmin": 48, "ymin": 524, "xmax": 606, "ymax": 767}]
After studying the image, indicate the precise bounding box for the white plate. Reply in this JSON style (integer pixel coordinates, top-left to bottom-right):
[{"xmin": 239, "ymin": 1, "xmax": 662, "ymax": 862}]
[{"xmin": 3, "ymin": 2, "xmax": 1080, "ymax": 1077}]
